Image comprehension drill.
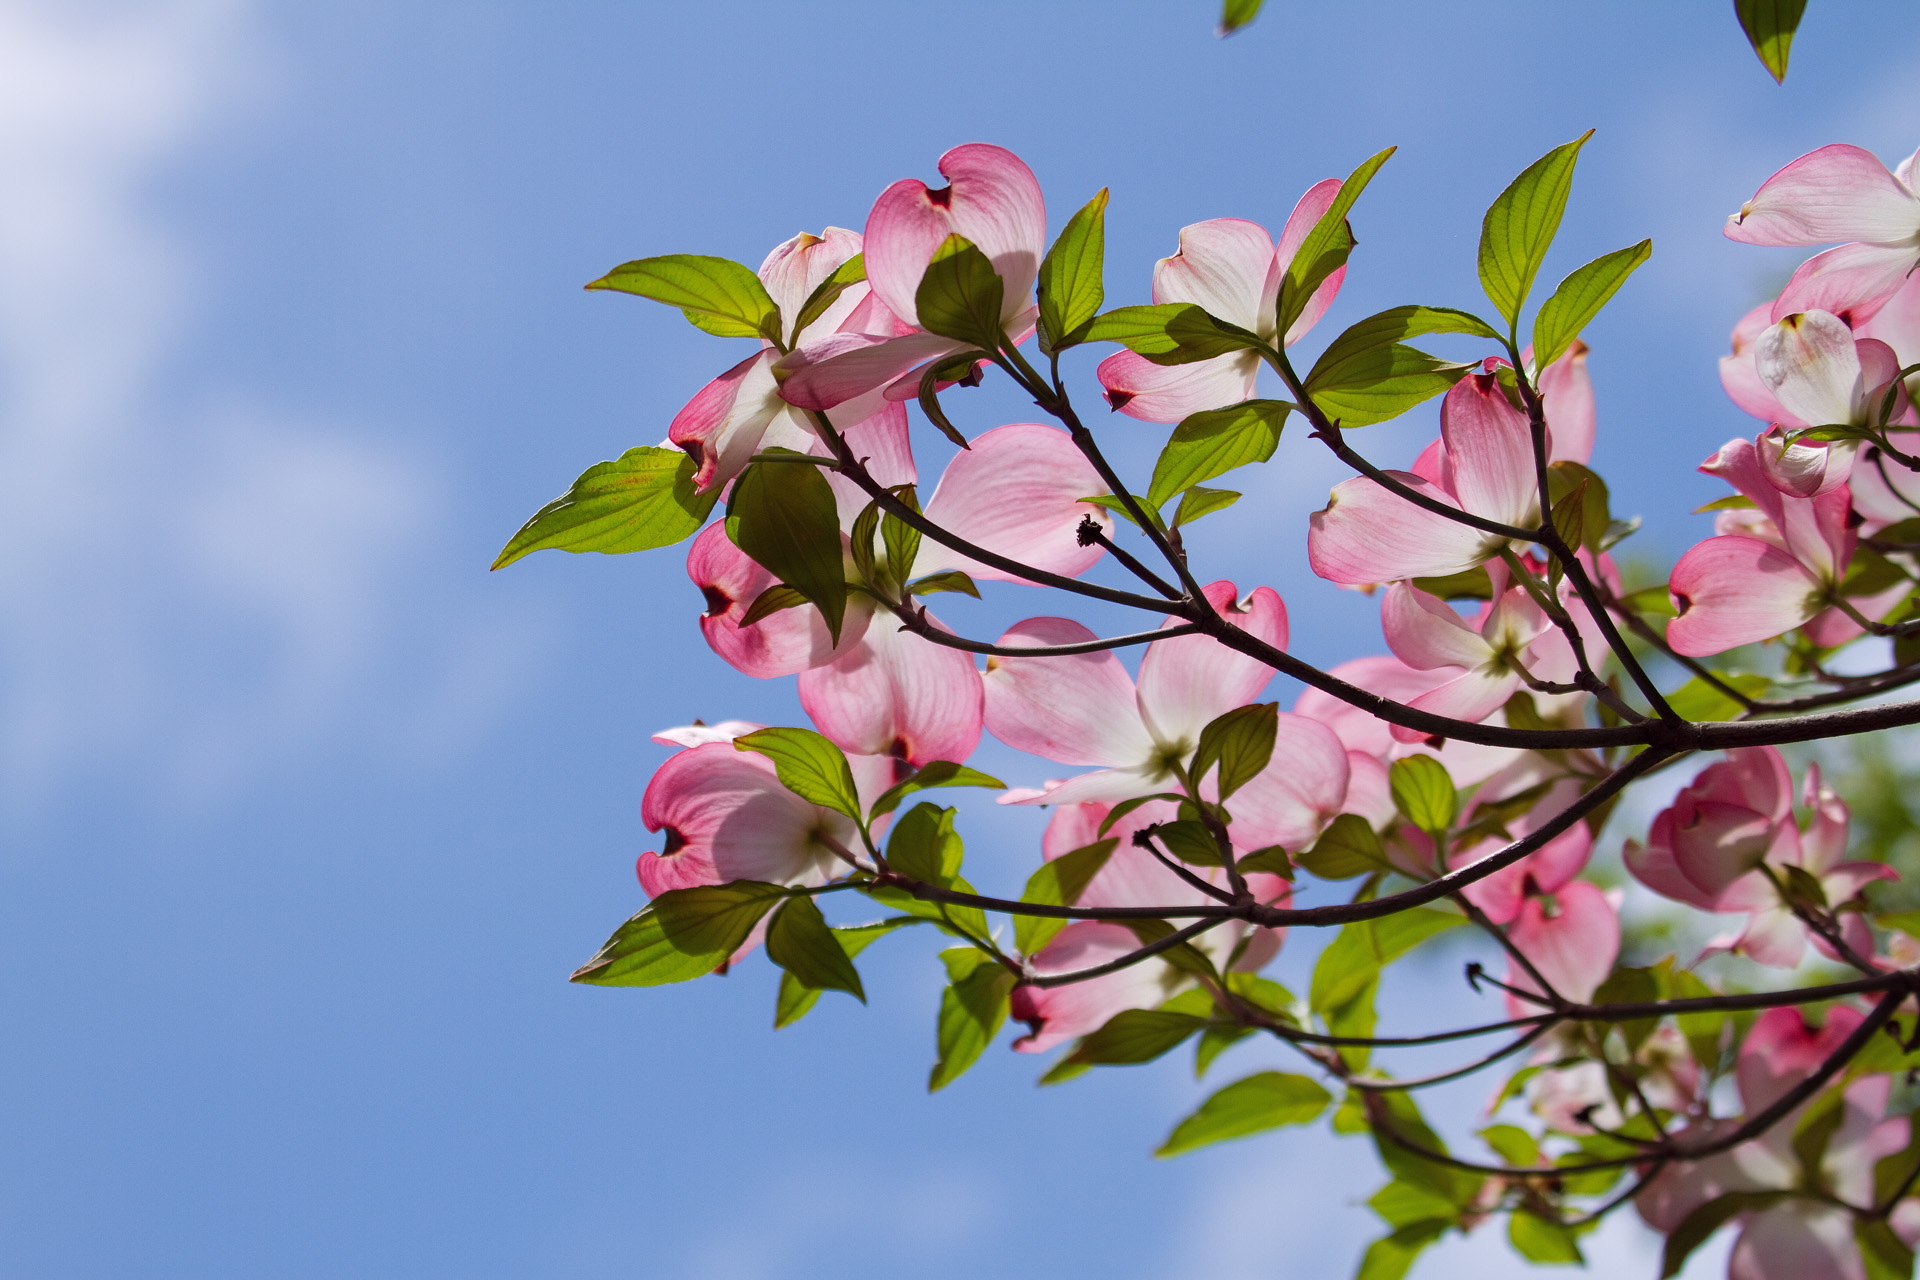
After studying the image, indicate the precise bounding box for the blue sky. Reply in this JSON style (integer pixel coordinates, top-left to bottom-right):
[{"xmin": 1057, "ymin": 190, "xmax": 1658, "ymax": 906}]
[{"xmin": 2, "ymin": 2, "xmax": 1917, "ymax": 1276}]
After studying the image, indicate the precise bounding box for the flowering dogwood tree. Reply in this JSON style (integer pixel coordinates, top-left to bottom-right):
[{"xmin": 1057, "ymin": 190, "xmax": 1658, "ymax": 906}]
[{"xmin": 496, "ymin": 7, "xmax": 1920, "ymax": 1277}]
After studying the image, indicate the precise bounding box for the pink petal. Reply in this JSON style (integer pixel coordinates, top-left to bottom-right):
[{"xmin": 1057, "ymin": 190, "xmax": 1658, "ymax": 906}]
[
  {"xmin": 1153, "ymin": 217, "xmax": 1275, "ymax": 333},
  {"xmin": 1537, "ymin": 340, "xmax": 1595, "ymax": 464},
  {"xmin": 1340, "ymin": 750, "xmax": 1396, "ymax": 827},
  {"xmin": 823, "ymin": 400, "xmax": 917, "ymax": 526},
  {"xmin": 1738, "ymin": 1005, "xmax": 1865, "ymax": 1113},
  {"xmin": 757, "ymin": 226, "xmax": 866, "ymax": 343},
  {"xmin": 637, "ymin": 743, "xmax": 846, "ymax": 895},
  {"xmin": 915, "ymin": 422, "xmax": 1112, "ymax": 583},
  {"xmin": 1396, "ymin": 667, "xmax": 1523, "ymax": 743},
  {"xmin": 777, "ymin": 329, "xmax": 969, "ymax": 414},
  {"xmin": 863, "ymin": 142, "xmax": 1046, "ymax": 328},
  {"xmin": 1003, "ymin": 766, "xmax": 1171, "ymax": 808},
  {"xmin": 1754, "ymin": 310, "xmax": 1865, "ymax": 427},
  {"xmin": 1095, "ymin": 348, "xmax": 1260, "ymax": 422},
  {"xmin": 1225, "ymin": 713, "xmax": 1351, "ymax": 850},
  {"xmin": 1666, "ymin": 535, "xmax": 1825, "ymax": 656},
  {"xmin": 798, "ymin": 610, "xmax": 982, "ymax": 767},
  {"xmin": 669, "ymin": 351, "xmax": 786, "ymax": 492},
  {"xmin": 1755, "ymin": 425, "xmax": 1851, "ymax": 499},
  {"xmin": 687, "ymin": 522, "xmax": 871, "ymax": 677},
  {"xmin": 1040, "ymin": 797, "xmax": 1230, "ymax": 910},
  {"xmin": 1382, "ymin": 582, "xmax": 1495, "ymax": 671},
  {"xmin": 1728, "ymin": 1204, "xmax": 1865, "ymax": 1280},
  {"xmin": 1011, "ymin": 922, "xmax": 1174, "ymax": 1052},
  {"xmin": 1774, "ymin": 239, "xmax": 1920, "ymax": 326},
  {"xmin": 1858, "ymin": 265, "xmax": 1920, "ymax": 356},
  {"xmin": 981, "ymin": 617, "xmax": 1155, "ymax": 766},
  {"xmin": 1723, "ymin": 303, "xmax": 1805, "ymax": 425},
  {"xmin": 1308, "ymin": 471, "xmax": 1492, "ymax": 584},
  {"xmin": 1504, "ymin": 880, "xmax": 1618, "ymax": 1013},
  {"xmin": 1726, "ymin": 144, "xmax": 1920, "ymax": 246},
  {"xmin": 1440, "ymin": 370, "xmax": 1539, "ymax": 528},
  {"xmin": 651, "ymin": 720, "xmax": 762, "ymax": 748},
  {"xmin": 1135, "ymin": 582, "xmax": 1288, "ymax": 748}
]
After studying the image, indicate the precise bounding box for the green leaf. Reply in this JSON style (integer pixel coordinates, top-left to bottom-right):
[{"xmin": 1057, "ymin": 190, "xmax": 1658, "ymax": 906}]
[
  {"xmin": 881, "ymin": 484, "xmax": 922, "ymax": 587},
  {"xmin": 1412, "ymin": 565, "xmax": 1495, "ymax": 600},
  {"xmin": 905, "ymin": 570, "xmax": 980, "ymax": 598},
  {"xmin": 1295, "ymin": 813, "xmax": 1390, "ymax": 880},
  {"xmin": 734, "ymin": 727, "xmax": 862, "ymax": 821},
  {"xmin": 1306, "ymin": 305, "xmax": 1502, "ymax": 384},
  {"xmin": 1859, "ymin": 1217, "xmax": 1917, "ymax": 1280},
  {"xmin": 1509, "ymin": 1211, "xmax": 1583, "ymax": 1265},
  {"xmin": 1532, "ymin": 240, "xmax": 1652, "ymax": 371},
  {"xmin": 1546, "ymin": 459, "xmax": 1613, "ymax": 553},
  {"xmin": 789, "ymin": 252, "xmax": 865, "ymax": 342},
  {"xmin": 1194, "ymin": 1024, "xmax": 1253, "ymax": 1077},
  {"xmin": 1367, "ymin": 1091, "xmax": 1481, "ymax": 1205},
  {"xmin": 1356, "ymin": 1222, "xmax": 1448, "ymax": 1280},
  {"xmin": 1037, "ymin": 188, "xmax": 1108, "ymax": 352},
  {"xmin": 916, "ymin": 234, "xmax": 1005, "ymax": 350},
  {"xmin": 571, "ymin": 880, "xmax": 790, "ymax": 986},
  {"xmin": 916, "ymin": 358, "xmax": 976, "ymax": 452},
  {"xmin": 738, "ymin": 583, "xmax": 808, "ymax": 627},
  {"xmin": 1277, "ymin": 147, "xmax": 1397, "ymax": 337},
  {"xmin": 765, "ymin": 895, "xmax": 865, "ymax": 1001},
  {"xmin": 1306, "ymin": 343, "xmax": 1475, "ymax": 428},
  {"xmin": 726, "ymin": 457, "xmax": 848, "ymax": 642},
  {"xmin": 1236, "ymin": 845, "xmax": 1294, "ymax": 878},
  {"xmin": 1218, "ymin": 0, "xmax": 1262, "ymax": 35},
  {"xmin": 882, "ymin": 803, "xmax": 989, "ymax": 940},
  {"xmin": 929, "ymin": 947, "xmax": 1015, "ymax": 1091},
  {"xmin": 1664, "ymin": 673, "xmax": 1771, "ymax": 722},
  {"xmin": 775, "ymin": 917, "xmax": 915, "ymax": 1027},
  {"xmin": 1311, "ymin": 908, "xmax": 1464, "ymax": 1013},
  {"xmin": 1173, "ymin": 486, "xmax": 1241, "ymax": 527},
  {"xmin": 1156, "ymin": 819, "xmax": 1226, "ymax": 867},
  {"xmin": 1147, "ymin": 400, "xmax": 1291, "ymax": 508},
  {"xmin": 1735, "ymin": 0, "xmax": 1807, "ymax": 82},
  {"xmin": 849, "ymin": 496, "xmax": 880, "ymax": 587},
  {"xmin": 1389, "ymin": 755, "xmax": 1457, "ymax": 834},
  {"xmin": 1079, "ymin": 492, "xmax": 1169, "ymax": 536},
  {"xmin": 1695, "ymin": 494, "xmax": 1758, "ymax": 513},
  {"xmin": 1190, "ymin": 702, "xmax": 1279, "ymax": 801},
  {"xmin": 1479, "ymin": 1124, "xmax": 1540, "ymax": 1167},
  {"xmin": 1368, "ymin": 1180, "xmax": 1459, "ymax": 1229},
  {"xmin": 868, "ymin": 761, "xmax": 1008, "ymax": 821},
  {"xmin": 1155, "ymin": 1071, "xmax": 1330, "ymax": 1157},
  {"xmin": 1084, "ymin": 303, "xmax": 1265, "ymax": 366},
  {"xmin": 1016, "ymin": 839, "xmax": 1118, "ymax": 955},
  {"xmin": 1053, "ymin": 1009, "xmax": 1208, "ymax": 1075},
  {"xmin": 1660, "ymin": 1191, "xmax": 1788, "ymax": 1278},
  {"xmin": 1478, "ymin": 131, "xmax": 1595, "ymax": 330},
  {"xmin": 1792, "ymin": 1086, "xmax": 1848, "ymax": 1183},
  {"xmin": 492, "ymin": 446, "xmax": 717, "ymax": 569},
  {"xmin": 586, "ymin": 253, "xmax": 781, "ymax": 342}
]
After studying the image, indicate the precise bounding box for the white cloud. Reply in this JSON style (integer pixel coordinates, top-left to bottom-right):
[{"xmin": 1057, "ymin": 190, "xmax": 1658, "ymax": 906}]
[{"xmin": 0, "ymin": 0, "xmax": 531, "ymax": 811}]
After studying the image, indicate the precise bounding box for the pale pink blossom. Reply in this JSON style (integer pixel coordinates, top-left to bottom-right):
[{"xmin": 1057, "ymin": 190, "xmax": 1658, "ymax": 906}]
[{"xmin": 1379, "ymin": 570, "xmax": 1551, "ymax": 744}]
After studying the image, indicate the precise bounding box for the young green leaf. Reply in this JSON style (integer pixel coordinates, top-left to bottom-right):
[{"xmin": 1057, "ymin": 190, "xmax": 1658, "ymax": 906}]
[
  {"xmin": 1368, "ymin": 1180, "xmax": 1459, "ymax": 1229},
  {"xmin": 1194, "ymin": 1024, "xmax": 1253, "ymax": 1077},
  {"xmin": 1015, "ymin": 838, "xmax": 1118, "ymax": 955},
  {"xmin": 586, "ymin": 253, "xmax": 781, "ymax": 342},
  {"xmin": 1389, "ymin": 755, "xmax": 1457, "ymax": 834},
  {"xmin": 1306, "ymin": 344, "xmax": 1474, "ymax": 428},
  {"xmin": 1155, "ymin": 819, "xmax": 1225, "ymax": 867},
  {"xmin": 1189, "ymin": 702, "xmax": 1279, "ymax": 801},
  {"xmin": 868, "ymin": 761, "xmax": 1008, "ymax": 821},
  {"xmin": 1508, "ymin": 1211, "xmax": 1583, "ymax": 1265},
  {"xmin": 1735, "ymin": 0, "xmax": 1807, "ymax": 83},
  {"xmin": 1172, "ymin": 486, "xmax": 1241, "ymax": 527},
  {"xmin": 1546, "ymin": 460, "xmax": 1613, "ymax": 552},
  {"xmin": 915, "ymin": 357, "xmax": 977, "ymax": 451},
  {"xmin": 1355, "ymin": 1222, "xmax": 1448, "ymax": 1280},
  {"xmin": 1295, "ymin": 812, "xmax": 1390, "ymax": 880},
  {"xmin": 880, "ymin": 484, "xmax": 922, "ymax": 587},
  {"xmin": 492, "ymin": 446, "xmax": 717, "ymax": 569},
  {"xmin": 1147, "ymin": 400, "xmax": 1290, "ymax": 507},
  {"xmin": 1084, "ymin": 303, "xmax": 1265, "ymax": 366},
  {"xmin": 1037, "ymin": 188, "xmax": 1108, "ymax": 351},
  {"xmin": 1531, "ymin": 239, "xmax": 1651, "ymax": 371},
  {"xmin": 1663, "ymin": 673, "xmax": 1771, "ymax": 722},
  {"xmin": 1277, "ymin": 146, "xmax": 1396, "ymax": 335},
  {"xmin": 880, "ymin": 803, "xmax": 990, "ymax": 940},
  {"xmin": 905, "ymin": 570, "xmax": 981, "ymax": 598},
  {"xmin": 733, "ymin": 726, "xmax": 863, "ymax": 821},
  {"xmin": 1218, "ymin": 0, "xmax": 1263, "ymax": 35},
  {"xmin": 788, "ymin": 252, "xmax": 866, "ymax": 342},
  {"xmin": 916, "ymin": 234, "xmax": 1005, "ymax": 351},
  {"xmin": 775, "ymin": 917, "xmax": 916, "ymax": 1027},
  {"xmin": 1858, "ymin": 1217, "xmax": 1917, "ymax": 1280},
  {"xmin": 1059, "ymin": 1009, "xmax": 1209, "ymax": 1070},
  {"xmin": 738, "ymin": 583, "xmax": 809, "ymax": 627},
  {"xmin": 1236, "ymin": 845, "xmax": 1294, "ymax": 878},
  {"xmin": 929, "ymin": 947, "xmax": 1014, "ymax": 1091},
  {"xmin": 1478, "ymin": 131, "xmax": 1595, "ymax": 330},
  {"xmin": 765, "ymin": 895, "xmax": 864, "ymax": 1001},
  {"xmin": 1310, "ymin": 908, "xmax": 1465, "ymax": 1013},
  {"xmin": 1306, "ymin": 305, "xmax": 1502, "ymax": 384},
  {"xmin": 571, "ymin": 880, "xmax": 791, "ymax": 986},
  {"xmin": 726, "ymin": 457, "xmax": 848, "ymax": 642},
  {"xmin": 1155, "ymin": 1071, "xmax": 1330, "ymax": 1157}
]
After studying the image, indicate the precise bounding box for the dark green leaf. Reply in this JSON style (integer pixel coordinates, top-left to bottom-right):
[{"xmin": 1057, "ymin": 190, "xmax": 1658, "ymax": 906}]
[
  {"xmin": 1356, "ymin": 1222, "xmax": 1448, "ymax": 1280},
  {"xmin": 586, "ymin": 253, "xmax": 781, "ymax": 342},
  {"xmin": 726, "ymin": 458, "xmax": 848, "ymax": 642},
  {"xmin": 1389, "ymin": 755, "xmax": 1457, "ymax": 834},
  {"xmin": 1859, "ymin": 1217, "xmax": 1917, "ymax": 1280},
  {"xmin": 1236, "ymin": 845, "xmax": 1294, "ymax": 878},
  {"xmin": 775, "ymin": 917, "xmax": 916, "ymax": 1027},
  {"xmin": 1190, "ymin": 702, "xmax": 1279, "ymax": 801},
  {"xmin": 1546, "ymin": 460, "xmax": 1613, "ymax": 553},
  {"xmin": 1278, "ymin": 147, "xmax": 1397, "ymax": 337},
  {"xmin": 571, "ymin": 880, "xmax": 790, "ymax": 986},
  {"xmin": 1509, "ymin": 1211, "xmax": 1583, "ymax": 1265},
  {"xmin": 1478, "ymin": 131, "xmax": 1595, "ymax": 330},
  {"xmin": 1173, "ymin": 486, "xmax": 1241, "ymax": 527},
  {"xmin": 734, "ymin": 726, "xmax": 863, "ymax": 821},
  {"xmin": 1097, "ymin": 792, "xmax": 1191, "ymax": 836},
  {"xmin": 1411, "ymin": 565, "xmax": 1495, "ymax": 600},
  {"xmin": 738, "ymin": 583, "xmax": 809, "ymax": 627},
  {"xmin": 1016, "ymin": 839, "xmax": 1118, "ymax": 955},
  {"xmin": 1306, "ymin": 344, "xmax": 1475, "ymax": 427},
  {"xmin": 765, "ymin": 895, "xmax": 865, "ymax": 1001},
  {"xmin": 930, "ymin": 947, "xmax": 1014, "ymax": 1091},
  {"xmin": 916, "ymin": 359, "xmax": 974, "ymax": 451},
  {"xmin": 1735, "ymin": 0, "xmax": 1807, "ymax": 82},
  {"xmin": 849, "ymin": 497, "xmax": 880, "ymax": 587},
  {"xmin": 1660, "ymin": 1191, "xmax": 1788, "ymax": 1278},
  {"xmin": 789, "ymin": 252, "xmax": 865, "ymax": 342},
  {"xmin": 1156, "ymin": 819, "xmax": 1225, "ymax": 867},
  {"xmin": 1084, "ymin": 303, "xmax": 1265, "ymax": 366},
  {"xmin": 882, "ymin": 802, "xmax": 989, "ymax": 940},
  {"xmin": 1532, "ymin": 240, "xmax": 1652, "ymax": 370},
  {"xmin": 1296, "ymin": 813, "xmax": 1390, "ymax": 879},
  {"xmin": 916, "ymin": 234, "xmax": 1005, "ymax": 350},
  {"xmin": 880, "ymin": 484, "xmax": 921, "ymax": 588},
  {"xmin": 1664, "ymin": 673, "xmax": 1771, "ymax": 722},
  {"xmin": 1037, "ymin": 189, "xmax": 1108, "ymax": 352},
  {"xmin": 1078, "ymin": 492, "xmax": 1169, "ymax": 536},
  {"xmin": 1306, "ymin": 305, "xmax": 1502, "ymax": 385},
  {"xmin": 492, "ymin": 446, "xmax": 717, "ymax": 569},
  {"xmin": 868, "ymin": 761, "xmax": 1007, "ymax": 821},
  {"xmin": 1218, "ymin": 0, "xmax": 1262, "ymax": 35},
  {"xmin": 1195, "ymin": 1024, "xmax": 1253, "ymax": 1077},
  {"xmin": 1147, "ymin": 400, "xmax": 1290, "ymax": 508},
  {"xmin": 1156, "ymin": 1071, "xmax": 1330, "ymax": 1157},
  {"xmin": 905, "ymin": 570, "xmax": 980, "ymax": 598}
]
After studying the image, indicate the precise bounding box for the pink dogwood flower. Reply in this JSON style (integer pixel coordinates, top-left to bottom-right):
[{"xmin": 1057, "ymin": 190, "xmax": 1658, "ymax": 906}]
[
  {"xmin": 780, "ymin": 143, "xmax": 1045, "ymax": 413},
  {"xmin": 1309, "ymin": 362, "xmax": 1593, "ymax": 586},
  {"xmin": 1638, "ymin": 1006, "xmax": 1909, "ymax": 1280},
  {"xmin": 1727, "ymin": 142, "xmax": 1920, "ymax": 325},
  {"xmin": 1095, "ymin": 184, "xmax": 1346, "ymax": 422},
  {"xmin": 1379, "ymin": 569, "xmax": 1552, "ymax": 743},
  {"xmin": 981, "ymin": 581, "xmax": 1289, "ymax": 806}
]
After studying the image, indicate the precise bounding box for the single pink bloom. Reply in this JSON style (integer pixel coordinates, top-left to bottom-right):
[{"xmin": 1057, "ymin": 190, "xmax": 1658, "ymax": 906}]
[
  {"xmin": 1379, "ymin": 575, "xmax": 1552, "ymax": 743},
  {"xmin": 1502, "ymin": 880, "xmax": 1618, "ymax": 1015},
  {"xmin": 1096, "ymin": 183, "xmax": 1346, "ymax": 422},
  {"xmin": 1450, "ymin": 776, "xmax": 1593, "ymax": 924}
]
